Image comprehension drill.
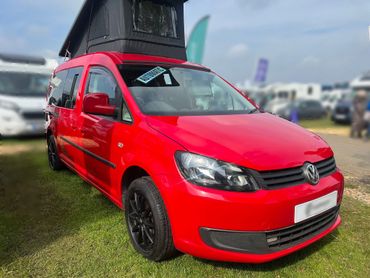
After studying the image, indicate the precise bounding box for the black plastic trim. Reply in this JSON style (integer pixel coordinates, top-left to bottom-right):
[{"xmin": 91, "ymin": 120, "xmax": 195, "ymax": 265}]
[
  {"xmin": 61, "ymin": 137, "xmax": 116, "ymax": 169},
  {"xmin": 200, "ymin": 206, "xmax": 339, "ymax": 254}
]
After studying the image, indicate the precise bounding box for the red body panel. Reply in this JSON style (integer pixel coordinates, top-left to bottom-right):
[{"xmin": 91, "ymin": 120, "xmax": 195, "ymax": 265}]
[{"xmin": 45, "ymin": 52, "xmax": 344, "ymax": 263}]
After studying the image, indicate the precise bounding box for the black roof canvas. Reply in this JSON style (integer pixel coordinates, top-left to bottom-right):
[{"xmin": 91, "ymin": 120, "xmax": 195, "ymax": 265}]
[{"xmin": 60, "ymin": 0, "xmax": 188, "ymax": 60}]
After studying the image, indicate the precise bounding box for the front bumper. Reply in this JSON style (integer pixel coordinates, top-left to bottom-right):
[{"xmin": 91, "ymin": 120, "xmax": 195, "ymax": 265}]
[
  {"xmin": 157, "ymin": 170, "xmax": 344, "ymax": 263},
  {"xmin": 200, "ymin": 206, "xmax": 339, "ymax": 254}
]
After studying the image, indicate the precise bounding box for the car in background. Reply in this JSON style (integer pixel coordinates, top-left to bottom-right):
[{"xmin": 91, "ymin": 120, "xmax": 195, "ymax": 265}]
[
  {"xmin": 331, "ymin": 94, "xmax": 353, "ymax": 124},
  {"xmin": 332, "ymin": 72, "xmax": 370, "ymax": 124},
  {"xmin": 277, "ymin": 100, "xmax": 327, "ymax": 120},
  {"xmin": 0, "ymin": 53, "xmax": 58, "ymax": 137},
  {"xmin": 321, "ymin": 89, "xmax": 351, "ymax": 113}
]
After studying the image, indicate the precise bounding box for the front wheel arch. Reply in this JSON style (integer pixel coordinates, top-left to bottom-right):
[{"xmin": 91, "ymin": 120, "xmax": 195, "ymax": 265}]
[{"xmin": 121, "ymin": 166, "xmax": 150, "ymax": 206}]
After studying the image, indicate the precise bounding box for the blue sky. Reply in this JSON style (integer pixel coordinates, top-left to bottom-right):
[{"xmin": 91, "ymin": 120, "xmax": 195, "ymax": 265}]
[{"xmin": 1, "ymin": 0, "xmax": 370, "ymax": 84}]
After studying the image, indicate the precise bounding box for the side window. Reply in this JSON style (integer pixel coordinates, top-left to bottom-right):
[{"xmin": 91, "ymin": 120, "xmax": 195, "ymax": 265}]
[
  {"xmin": 64, "ymin": 67, "xmax": 83, "ymax": 109},
  {"xmin": 86, "ymin": 67, "xmax": 133, "ymax": 122},
  {"xmin": 87, "ymin": 67, "xmax": 119, "ymax": 105},
  {"xmin": 48, "ymin": 70, "xmax": 68, "ymax": 106}
]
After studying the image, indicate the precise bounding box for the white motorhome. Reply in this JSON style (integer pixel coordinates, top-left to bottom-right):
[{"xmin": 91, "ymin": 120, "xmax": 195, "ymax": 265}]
[
  {"xmin": 263, "ymin": 83, "xmax": 321, "ymax": 113},
  {"xmin": 0, "ymin": 54, "xmax": 58, "ymax": 136},
  {"xmin": 351, "ymin": 71, "xmax": 370, "ymax": 95}
]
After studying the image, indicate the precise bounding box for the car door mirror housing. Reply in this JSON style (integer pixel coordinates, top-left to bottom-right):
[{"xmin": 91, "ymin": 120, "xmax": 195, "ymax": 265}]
[{"xmin": 83, "ymin": 93, "xmax": 117, "ymax": 117}]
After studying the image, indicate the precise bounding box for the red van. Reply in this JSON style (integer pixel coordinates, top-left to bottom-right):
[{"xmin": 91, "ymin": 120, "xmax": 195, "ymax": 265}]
[{"xmin": 45, "ymin": 52, "xmax": 343, "ymax": 263}]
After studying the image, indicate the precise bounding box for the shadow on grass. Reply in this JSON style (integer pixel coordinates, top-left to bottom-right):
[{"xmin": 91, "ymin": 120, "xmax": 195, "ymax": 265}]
[
  {"xmin": 0, "ymin": 150, "xmax": 119, "ymax": 265},
  {"xmin": 195, "ymin": 229, "xmax": 339, "ymax": 271}
]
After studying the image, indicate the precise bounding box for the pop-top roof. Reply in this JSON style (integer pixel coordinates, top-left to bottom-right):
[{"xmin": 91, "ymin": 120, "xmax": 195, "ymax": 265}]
[{"xmin": 60, "ymin": 0, "xmax": 188, "ymax": 60}]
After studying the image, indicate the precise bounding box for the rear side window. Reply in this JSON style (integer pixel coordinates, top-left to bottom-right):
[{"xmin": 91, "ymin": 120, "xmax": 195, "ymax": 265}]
[
  {"xmin": 63, "ymin": 67, "xmax": 84, "ymax": 109},
  {"xmin": 49, "ymin": 67, "xmax": 83, "ymax": 108},
  {"xmin": 48, "ymin": 70, "xmax": 68, "ymax": 107}
]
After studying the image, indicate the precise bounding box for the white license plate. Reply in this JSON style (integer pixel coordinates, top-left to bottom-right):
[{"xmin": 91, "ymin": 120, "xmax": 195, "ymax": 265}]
[
  {"xmin": 335, "ymin": 114, "xmax": 346, "ymax": 120},
  {"xmin": 294, "ymin": 191, "xmax": 337, "ymax": 223}
]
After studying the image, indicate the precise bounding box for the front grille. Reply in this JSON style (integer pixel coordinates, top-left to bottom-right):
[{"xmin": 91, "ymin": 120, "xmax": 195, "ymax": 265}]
[
  {"xmin": 22, "ymin": 111, "xmax": 45, "ymax": 120},
  {"xmin": 254, "ymin": 157, "xmax": 336, "ymax": 189},
  {"xmin": 266, "ymin": 206, "xmax": 339, "ymax": 250}
]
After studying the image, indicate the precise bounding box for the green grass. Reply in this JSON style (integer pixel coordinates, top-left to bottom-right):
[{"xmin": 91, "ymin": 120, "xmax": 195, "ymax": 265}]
[
  {"xmin": 1, "ymin": 142, "xmax": 369, "ymax": 277},
  {"xmin": 300, "ymin": 117, "xmax": 340, "ymax": 129}
]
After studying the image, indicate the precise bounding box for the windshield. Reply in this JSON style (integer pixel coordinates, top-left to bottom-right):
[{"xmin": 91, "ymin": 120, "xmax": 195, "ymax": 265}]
[
  {"xmin": 0, "ymin": 72, "xmax": 49, "ymax": 97},
  {"xmin": 119, "ymin": 65, "xmax": 256, "ymax": 116}
]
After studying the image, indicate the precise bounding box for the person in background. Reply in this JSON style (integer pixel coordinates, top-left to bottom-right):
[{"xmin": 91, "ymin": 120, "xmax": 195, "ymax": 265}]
[
  {"xmin": 289, "ymin": 91, "xmax": 299, "ymax": 124},
  {"xmin": 350, "ymin": 90, "xmax": 367, "ymax": 138},
  {"xmin": 365, "ymin": 98, "xmax": 370, "ymax": 141}
]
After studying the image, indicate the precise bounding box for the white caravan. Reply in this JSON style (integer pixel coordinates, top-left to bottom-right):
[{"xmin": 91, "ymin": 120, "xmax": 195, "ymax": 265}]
[
  {"xmin": 263, "ymin": 83, "xmax": 321, "ymax": 113},
  {"xmin": 0, "ymin": 54, "xmax": 58, "ymax": 136}
]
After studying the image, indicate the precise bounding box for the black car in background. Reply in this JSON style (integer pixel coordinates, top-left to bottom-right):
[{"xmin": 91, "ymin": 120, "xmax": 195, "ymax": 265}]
[
  {"xmin": 277, "ymin": 100, "xmax": 327, "ymax": 120},
  {"xmin": 331, "ymin": 100, "xmax": 352, "ymax": 124}
]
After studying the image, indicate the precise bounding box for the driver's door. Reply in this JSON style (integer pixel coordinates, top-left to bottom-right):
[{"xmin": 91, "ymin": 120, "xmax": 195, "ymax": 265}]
[{"xmin": 79, "ymin": 66, "xmax": 123, "ymax": 192}]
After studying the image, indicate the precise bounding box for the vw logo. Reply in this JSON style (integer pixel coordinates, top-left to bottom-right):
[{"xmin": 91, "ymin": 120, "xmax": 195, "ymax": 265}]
[{"xmin": 303, "ymin": 163, "xmax": 320, "ymax": 185}]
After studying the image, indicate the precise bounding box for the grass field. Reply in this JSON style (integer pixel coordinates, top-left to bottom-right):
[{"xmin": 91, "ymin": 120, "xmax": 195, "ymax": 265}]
[
  {"xmin": 299, "ymin": 116, "xmax": 349, "ymax": 129},
  {"xmin": 1, "ymin": 141, "xmax": 369, "ymax": 277}
]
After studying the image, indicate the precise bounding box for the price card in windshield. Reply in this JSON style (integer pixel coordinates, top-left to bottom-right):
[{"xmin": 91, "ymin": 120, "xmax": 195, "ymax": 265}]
[{"xmin": 137, "ymin": 66, "xmax": 167, "ymax": 84}]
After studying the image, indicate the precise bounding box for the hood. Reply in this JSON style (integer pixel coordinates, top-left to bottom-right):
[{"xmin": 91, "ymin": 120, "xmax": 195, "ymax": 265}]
[{"xmin": 146, "ymin": 113, "xmax": 333, "ymax": 171}]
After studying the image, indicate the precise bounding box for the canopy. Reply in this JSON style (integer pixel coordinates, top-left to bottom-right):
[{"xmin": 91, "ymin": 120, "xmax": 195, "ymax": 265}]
[{"xmin": 59, "ymin": 0, "xmax": 188, "ymax": 60}]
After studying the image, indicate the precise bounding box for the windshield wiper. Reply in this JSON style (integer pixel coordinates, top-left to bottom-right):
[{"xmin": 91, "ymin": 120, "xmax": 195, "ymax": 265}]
[{"xmin": 248, "ymin": 108, "xmax": 259, "ymax": 114}]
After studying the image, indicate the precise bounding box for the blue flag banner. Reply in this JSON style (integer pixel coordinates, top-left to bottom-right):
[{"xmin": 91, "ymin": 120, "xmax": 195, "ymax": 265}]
[{"xmin": 254, "ymin": 58, "xmax": 269, "ymax": 83}]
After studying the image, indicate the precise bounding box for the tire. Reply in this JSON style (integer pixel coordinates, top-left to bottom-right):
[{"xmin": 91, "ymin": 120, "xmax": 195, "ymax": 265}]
[
  {"xmin": 125, "ymin": 177, "xmax": 176, "ymax": 261},
  {"xmin": 47, "ymin": 135, "xmax": 64, "ymax": 171}
]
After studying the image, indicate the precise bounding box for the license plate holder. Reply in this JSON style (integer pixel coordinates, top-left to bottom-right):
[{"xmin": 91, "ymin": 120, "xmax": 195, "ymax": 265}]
[{"xmin": 294, "ymin": 191, "xmax": 337, "ymax": 223}]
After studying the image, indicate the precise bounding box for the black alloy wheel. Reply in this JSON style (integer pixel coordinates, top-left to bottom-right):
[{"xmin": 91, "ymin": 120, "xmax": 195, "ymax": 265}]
[
  {"xmin": 47, "ymin": 136, "xmax": 64, "ymax": 171},
  {"xmin": 125, "ymin": 177, "xmax": 176, "ymax": 261},
  {"xmin": 127, "ymin": 190, "xmax": 156, "ymax": 251}
]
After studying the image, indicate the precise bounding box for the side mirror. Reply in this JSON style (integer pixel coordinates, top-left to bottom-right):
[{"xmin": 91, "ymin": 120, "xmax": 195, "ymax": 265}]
[{"xmin": 83, "ymin": 93, "xmax": 116, "ymax": 117}]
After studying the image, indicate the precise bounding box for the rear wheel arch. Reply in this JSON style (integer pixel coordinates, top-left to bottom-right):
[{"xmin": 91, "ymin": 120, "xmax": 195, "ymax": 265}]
[{"xmin": 46, "ymin": 129, "xmax": 53, "ymax": 142}]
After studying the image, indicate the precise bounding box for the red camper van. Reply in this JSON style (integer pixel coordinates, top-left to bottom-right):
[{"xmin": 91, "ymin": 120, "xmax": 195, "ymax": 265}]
[{"xmin": 45, "ymin": 0, "xmax": 344, "ymax": 263}]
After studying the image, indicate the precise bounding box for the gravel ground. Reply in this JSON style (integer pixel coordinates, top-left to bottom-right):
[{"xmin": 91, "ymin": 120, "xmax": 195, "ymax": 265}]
[
  {"xmin": 318, "ymin": 133, "xmax": 370, "ymax": 204},
  {"xmin": 318, "ymin": 133, "xmax": 370, "ymax": 187}
]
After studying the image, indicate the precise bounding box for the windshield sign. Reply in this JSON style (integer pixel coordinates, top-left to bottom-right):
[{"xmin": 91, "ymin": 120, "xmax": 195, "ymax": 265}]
[
  {"xmin": 0, "ymin": 72, "xmax": 49, "ymax": 97},
  {"xmin": 119, "ymin": 65, "xmax": 256, "ymax": 116}
]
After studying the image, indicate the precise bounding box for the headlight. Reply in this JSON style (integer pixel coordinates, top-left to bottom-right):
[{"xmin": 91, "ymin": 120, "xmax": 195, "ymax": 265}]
[
  {"xmin": 0, "ymin": 100, "xmax": 20, "ymax": 112},
  {"xmin": 175, "ymin": 152, "xmax": 260, "ymax": 192}
]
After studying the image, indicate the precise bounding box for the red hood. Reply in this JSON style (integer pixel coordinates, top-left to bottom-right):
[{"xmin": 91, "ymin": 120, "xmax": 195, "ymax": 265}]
[{"xmin": 146, "ymin": 113, "xmax": 333, "ymax": 171}]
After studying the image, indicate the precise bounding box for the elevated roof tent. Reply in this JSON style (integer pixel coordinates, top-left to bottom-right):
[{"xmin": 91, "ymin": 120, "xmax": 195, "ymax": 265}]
[{"xmin": 60, "ymin": 0, "xmax": 188, "ymax": 60}]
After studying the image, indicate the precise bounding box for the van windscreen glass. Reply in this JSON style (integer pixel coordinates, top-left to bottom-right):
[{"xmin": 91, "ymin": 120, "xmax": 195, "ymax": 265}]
[
  {"xmin": 119, "ymin": 64, "xmax": 257, "ymax": 116},
  {"xmin": 132, "ymin": 0, "xmax": 178, "ymax": 38},
  {"xmin": 0, "ymin": 72, "xmax": 49, "ymax": 97}
]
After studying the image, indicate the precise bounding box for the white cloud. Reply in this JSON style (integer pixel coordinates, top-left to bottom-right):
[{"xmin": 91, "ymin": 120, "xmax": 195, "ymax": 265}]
[
  {"xmin": 40, "ymin": 49, "xmax": 58, "ymax": 59},
  {"xmin": 301, "ymin": 56, "xmax": 320, "ymax": 66},
  {"xmin": 227, "ymin": 43, "xmax": 248, "ymax": 58}
]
